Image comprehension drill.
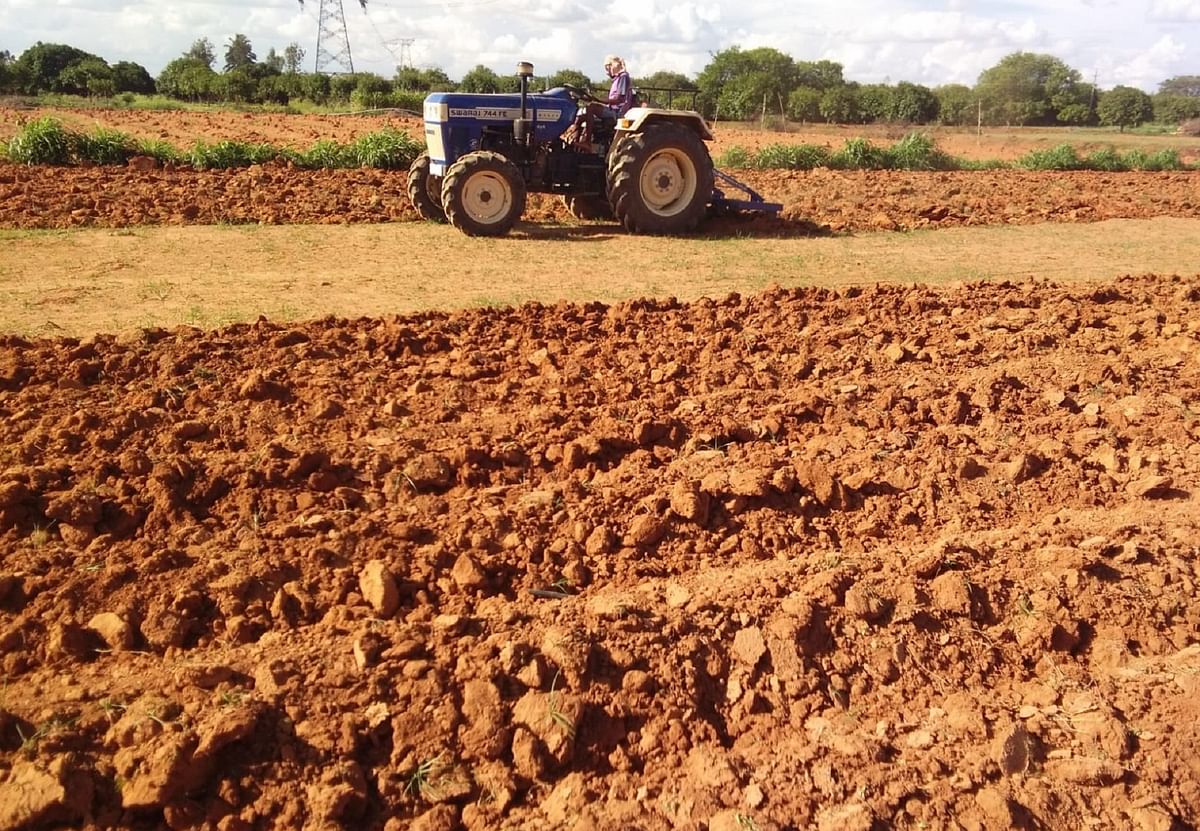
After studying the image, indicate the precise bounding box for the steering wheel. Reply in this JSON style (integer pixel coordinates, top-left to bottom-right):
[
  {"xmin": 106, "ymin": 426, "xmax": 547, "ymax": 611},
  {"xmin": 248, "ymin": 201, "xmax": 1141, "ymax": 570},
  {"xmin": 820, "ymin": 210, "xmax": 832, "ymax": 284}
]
[{"xmin": 560, "ymin": 83, "xmax": 599, "ymax": 103}]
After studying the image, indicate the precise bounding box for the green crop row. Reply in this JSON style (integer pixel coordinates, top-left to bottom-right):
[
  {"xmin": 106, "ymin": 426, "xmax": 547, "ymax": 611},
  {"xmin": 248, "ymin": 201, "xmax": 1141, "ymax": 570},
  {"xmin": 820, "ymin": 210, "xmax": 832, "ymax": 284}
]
[
  {"xmin": 717, "ymin": 132, "xmax": 1199, "ymax": 172},
  {"xmin": 0, "ymin": 117, "xmax": 424, "ymax": 170},
  {"xmin": 2, "ymin": 119, "xmax": 1195, "ymax": 174}
]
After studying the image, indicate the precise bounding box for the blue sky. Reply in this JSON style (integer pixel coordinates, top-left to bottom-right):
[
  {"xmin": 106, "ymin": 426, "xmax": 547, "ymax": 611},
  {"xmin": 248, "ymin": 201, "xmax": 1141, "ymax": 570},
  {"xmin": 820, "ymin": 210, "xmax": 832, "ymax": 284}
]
[{"xmin": 1, "ymin": 0, "xmax": 1196, "ymax": 90}]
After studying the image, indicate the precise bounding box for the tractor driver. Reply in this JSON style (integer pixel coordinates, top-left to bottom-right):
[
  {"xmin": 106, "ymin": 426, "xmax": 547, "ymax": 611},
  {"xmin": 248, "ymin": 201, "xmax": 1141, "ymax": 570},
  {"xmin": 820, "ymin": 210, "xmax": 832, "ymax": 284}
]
[{"xmin": 603, "ymin": 55, "xmax": 635, "ymax": 118}]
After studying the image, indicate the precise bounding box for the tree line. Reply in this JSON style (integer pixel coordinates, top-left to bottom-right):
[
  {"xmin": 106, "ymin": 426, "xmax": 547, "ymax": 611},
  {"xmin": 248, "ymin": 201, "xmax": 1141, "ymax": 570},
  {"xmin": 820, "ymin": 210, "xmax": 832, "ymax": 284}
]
[{"xmin": 2, "ymin": 39, "xmax": 1198, "ymax": 130}]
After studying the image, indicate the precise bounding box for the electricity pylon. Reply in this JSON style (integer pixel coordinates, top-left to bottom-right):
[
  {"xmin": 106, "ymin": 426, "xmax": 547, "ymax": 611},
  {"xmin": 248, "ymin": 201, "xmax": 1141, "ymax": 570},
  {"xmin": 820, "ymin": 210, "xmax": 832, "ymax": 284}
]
[{"xmin": 297, "ymin": 0, "xmax": 365, "ymax": 75}]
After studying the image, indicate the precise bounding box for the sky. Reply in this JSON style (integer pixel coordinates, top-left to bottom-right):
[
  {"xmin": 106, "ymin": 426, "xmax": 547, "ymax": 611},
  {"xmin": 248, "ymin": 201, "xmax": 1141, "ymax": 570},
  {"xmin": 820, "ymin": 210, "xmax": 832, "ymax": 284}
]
[{"xmin": 1, "ymin": 0, "xmax": 1197, "ymax": 91}]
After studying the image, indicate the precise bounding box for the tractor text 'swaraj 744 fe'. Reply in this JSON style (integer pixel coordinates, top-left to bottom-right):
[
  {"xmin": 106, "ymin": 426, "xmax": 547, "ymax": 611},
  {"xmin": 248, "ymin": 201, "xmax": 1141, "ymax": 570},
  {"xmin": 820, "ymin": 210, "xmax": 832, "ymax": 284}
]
[{"xmin": 407, "ymin": 61, "xmax": 782, "ymax": 236}]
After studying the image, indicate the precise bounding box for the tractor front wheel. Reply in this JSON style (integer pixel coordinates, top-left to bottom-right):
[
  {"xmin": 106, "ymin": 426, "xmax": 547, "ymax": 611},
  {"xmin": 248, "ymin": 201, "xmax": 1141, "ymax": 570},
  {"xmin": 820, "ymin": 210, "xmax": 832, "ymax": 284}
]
[
  {"xmin": 407, "ymin": 152, "xmax": 446, "ymax": 222},
  {"xmin": 606, "ymin": 123, "xmax": 713, "ymax": 234},
  {"xmin": 442, "ymin": 151, "xmax": 526, "ymax": 237}
]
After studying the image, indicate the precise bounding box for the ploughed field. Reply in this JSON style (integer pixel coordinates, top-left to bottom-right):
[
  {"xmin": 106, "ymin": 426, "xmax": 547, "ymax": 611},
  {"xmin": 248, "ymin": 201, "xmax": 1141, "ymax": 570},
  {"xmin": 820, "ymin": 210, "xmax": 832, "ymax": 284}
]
[
  {"xmin": 1, "ymin": 163, "xmax": 1200, "ymax": 233},
  {"xmin": 2, "ymin": 108, "xmax": 1200, "ymax": 831},
  {"xmin": 2, "ymin": 276, "xmax": 1199, "ymax": 830}
]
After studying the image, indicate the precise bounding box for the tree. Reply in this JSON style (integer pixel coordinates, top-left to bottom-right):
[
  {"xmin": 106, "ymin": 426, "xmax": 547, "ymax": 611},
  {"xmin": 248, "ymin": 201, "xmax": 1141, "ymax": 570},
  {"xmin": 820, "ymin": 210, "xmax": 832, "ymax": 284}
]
[
  {"xmin": 224, "ymin": 34, "xmax": 256, "ymax": 71},
  {"xmin": 794, "ymin": 60, "xmax": 843, "ymax": 91},
  {"xmin": 1153, "ymin": 92, "xmax": 1200, "ymax": 124},
  {"xmin": 112, "ymin": 61, "xmax": 155, "ymax": 94},
  {"xmin": 635, "ymin": 70, "xmax": 694, "ymax": 90},
  {"xmin": 633, "ymin": 71, "xmax": 697, "ymax": 108},
  {"xmin": 283, "ymin": 43, "xmax": 306, "ymax": 74},
  {"xmin": 394, "ymin": 66, "xmax": 453, "ymax": 91},
  {"xmin": 13, "ymin": 42, "xmax": 99, "ymax": 94},
  {"xmin": 890, "ymin": 81, "xmax": 938, "ymax": 123},
  {"xmin": 1098, "ymin": 86, "xmax": 1153, "ymax": 132},
  {"xmin": 0, "ymin": 51, "xmax": 10, "ymax": 94},
  {"xmin": 935, "ymin": 83, "xmax": 974, "ymax": 125},
  {"xmin": 185, "ymin": 37, "xmax": 216, "ymax": 69},
  {"xmin": 857, "ymin": 83, "xmax": 893, "ymax": 123},
  {"xmin": 264, "ymin": 48, "xmax": 284, "ymax": 73},
  {"xmin": 300, "ymin": 71, "xmax": 331, "ymax": 103},
  {"xmin": 696, "ymin": 46, "xmax": 797, "ymax": 119},
  {"xmin": 975, "ymin": 52, "xmax": 1084, "ymax": 126},
  {"xmin": 819, "ymin": 85, "xmax": 860, "ymax": 123},
  {"xmin": 57, "ymin": 58, "xmax": 114, "ymax": 96},
  {"xmin": 787, "ymin": 86, "xmax": 822, "ymax": 122},
  {"xmin": 546, "ymin": 68, "xmax": 591, "ymax": 91},
  {"xmin": 421, "ymin": 67, "xmax": 453, "ymax": 91},
  {"xmin": 218, "ymin": 66, "xmax": 258, "ymax": 102},
  {"xmin": 1057, "ymin": 103, "xmax": 1093, "ymax": 126},
  {"xmin": 157, "ymin": 57, "xmax": 219, "ymax": 101},
  {"xmin": 1158, "ymin": 75, "xmax": 1200, "ymax": 97},
  {"xmin": 716, "ymin": 71, "xmax": 776, "ymax": 120},
  {"xmin": 459, "ymin": 64, "xmax": 501, "ymax": 93},
  {"xmin": 351, "ymin": 73, "xmax": 392, "ymax": 109}
]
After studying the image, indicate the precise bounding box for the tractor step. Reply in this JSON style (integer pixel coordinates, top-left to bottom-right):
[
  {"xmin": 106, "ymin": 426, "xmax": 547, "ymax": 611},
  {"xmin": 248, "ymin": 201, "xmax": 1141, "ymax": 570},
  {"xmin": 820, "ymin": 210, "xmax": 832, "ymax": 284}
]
[{"xmin": 710, "ymin": 168, "xmax": 783, "ymax": 215}]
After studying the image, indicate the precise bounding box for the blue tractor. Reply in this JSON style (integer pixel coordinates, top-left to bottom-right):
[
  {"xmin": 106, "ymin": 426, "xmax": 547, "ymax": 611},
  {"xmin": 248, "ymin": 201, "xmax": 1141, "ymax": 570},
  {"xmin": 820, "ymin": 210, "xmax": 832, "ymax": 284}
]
[{"xmin": 406, "ymin": 61, "xmax": 780, "ymax": 236}]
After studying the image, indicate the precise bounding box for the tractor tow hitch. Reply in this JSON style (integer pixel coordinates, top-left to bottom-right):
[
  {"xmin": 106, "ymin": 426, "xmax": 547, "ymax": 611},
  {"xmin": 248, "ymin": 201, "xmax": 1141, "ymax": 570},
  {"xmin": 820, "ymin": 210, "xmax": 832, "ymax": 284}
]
[{"xmin": 710, "ymin": 168, "xmax": 783, "ymax": 215}]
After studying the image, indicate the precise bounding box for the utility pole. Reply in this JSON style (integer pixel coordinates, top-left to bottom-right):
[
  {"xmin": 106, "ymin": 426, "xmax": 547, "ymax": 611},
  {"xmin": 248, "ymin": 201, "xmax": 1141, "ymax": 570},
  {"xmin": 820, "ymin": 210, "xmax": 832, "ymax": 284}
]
[
  {"xmin": 297, "ymin": 0, "xmax": 363, "ymax": 75},
  {"xmin": 397, "ymin": 38, "xmax": 414, "ymax": 70}
]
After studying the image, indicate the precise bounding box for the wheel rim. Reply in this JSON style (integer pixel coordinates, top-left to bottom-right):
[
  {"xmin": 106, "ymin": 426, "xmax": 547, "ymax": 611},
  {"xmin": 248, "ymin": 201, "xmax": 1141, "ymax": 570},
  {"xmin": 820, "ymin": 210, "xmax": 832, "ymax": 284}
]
[
  {"xmin": 462, "ymin": 170, "xmax": 513, "ymax": 225},
  {"xmin": 424, "ymin": 172, "xmax": 442, "ymax": 206},
  {"xmin": 638, "ymin": 147, "xmax": 698, "ymax": 217}
]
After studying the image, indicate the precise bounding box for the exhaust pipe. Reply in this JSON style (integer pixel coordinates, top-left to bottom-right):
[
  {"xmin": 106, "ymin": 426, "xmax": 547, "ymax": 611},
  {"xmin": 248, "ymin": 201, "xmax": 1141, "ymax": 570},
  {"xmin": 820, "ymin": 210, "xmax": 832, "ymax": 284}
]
[{"xmin": 515, "ymin": 61, "xmax": 534, "ymax": 147}]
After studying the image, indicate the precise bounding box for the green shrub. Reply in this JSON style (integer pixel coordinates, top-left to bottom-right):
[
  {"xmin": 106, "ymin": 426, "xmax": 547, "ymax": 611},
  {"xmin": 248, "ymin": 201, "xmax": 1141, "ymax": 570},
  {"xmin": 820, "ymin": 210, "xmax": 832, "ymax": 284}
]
[
  {"xmin": 1017, "ymin": 144, "xmax": 1082, "ymax": 170},
  {"xmin": 752, "ymin": 143, "xmax": 831, "ymax": 170},
  {"xmin": 187, "ymin": 139, "xmax": 277, "ymax": 169},
  {"xmin": 716, "ymin": 145, "xmax": 752, "ymax": 168},
  {"xmin": 136, "ymin": 138, "xmax": 183, "ymax": 165},
  {"xmin": 1135, "ymin": 148, "xmax": 1185, "ymax": 171},
  {"xmin": 887, "ymin": 131, "xmax": 958, "ymax": 170},
  {"xmin": 351, "ymin": 128, "xmax": 422, "ymax": 169},
  {"xmin": 830, "ymin": 137, "xmax": 890, "ymax": 170},
  {"xmin": 389, "ymin": 91, "xmax": 427, "ymax": 113},
  {"xmin": 753, "ymin": 144, "xmax": 795, "ymax": 169},
  {"xmin": 299, "ymin": 139, "xmax": 355, "ymax": 169},
  {"xmin": 5, "ymin": 117, "xmax": 77, "ymax": 165},
  {"xmin": 75, "ymin": 127, "xmax": 137, "ymax": 165},
  {"xmin": 1084, "ymin": 147, "xmax": 1128, "ymax": 172}
]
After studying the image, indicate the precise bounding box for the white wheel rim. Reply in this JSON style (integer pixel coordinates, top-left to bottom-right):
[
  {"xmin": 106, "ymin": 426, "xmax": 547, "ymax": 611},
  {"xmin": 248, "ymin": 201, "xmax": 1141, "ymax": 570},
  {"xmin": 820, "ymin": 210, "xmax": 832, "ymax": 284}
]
[
  {"xmin": 462, "ymin": 170, "xmax": 512, "ymax": 225},
  {"xmin": 638, "ymin": 147, "xmax": 698, "ymax": 217},
  {"xmin": 425, "ymin": 174, "xmax": 441, "ymax": 205}
]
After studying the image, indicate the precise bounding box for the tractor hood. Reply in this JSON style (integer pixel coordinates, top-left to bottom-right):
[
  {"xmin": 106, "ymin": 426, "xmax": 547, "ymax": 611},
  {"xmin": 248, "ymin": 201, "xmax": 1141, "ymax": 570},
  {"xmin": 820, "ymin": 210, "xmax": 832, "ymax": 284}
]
[{"xmin": 422, "ymin": 90, "xmax": 578, "ymax": 173}]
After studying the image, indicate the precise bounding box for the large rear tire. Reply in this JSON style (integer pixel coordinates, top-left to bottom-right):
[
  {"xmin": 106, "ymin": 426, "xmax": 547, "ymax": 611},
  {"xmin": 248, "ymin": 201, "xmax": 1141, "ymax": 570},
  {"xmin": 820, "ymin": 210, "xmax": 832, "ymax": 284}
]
[
  {"xmin": 561, "ymin": 194, "xmax": 612, "ymax": 221},
  {"xmin": 441, "ymin": 151, "xmax": 526, "ymax": 237},
  {"xmin": 407, "ymin": 152, "xmax": 445, "ymax": 222},
  {"xmin": 606, "ymin": 123, "xmax": 713, "ymax": 234}
]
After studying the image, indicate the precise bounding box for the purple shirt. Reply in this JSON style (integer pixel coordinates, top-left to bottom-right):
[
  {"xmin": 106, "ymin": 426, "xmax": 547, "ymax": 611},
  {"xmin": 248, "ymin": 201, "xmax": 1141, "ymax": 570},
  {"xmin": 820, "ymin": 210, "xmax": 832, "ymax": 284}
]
[{"xmin": 608, "ymin": 71, "xmax": 633, "ymax": 116}]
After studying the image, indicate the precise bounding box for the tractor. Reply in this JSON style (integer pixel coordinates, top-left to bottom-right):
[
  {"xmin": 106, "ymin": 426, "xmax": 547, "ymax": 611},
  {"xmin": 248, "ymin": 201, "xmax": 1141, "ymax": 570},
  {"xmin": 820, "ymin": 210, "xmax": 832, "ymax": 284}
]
[{"xmin": 406, "ymin": 61, "xmax": 780, "ymax": 236}]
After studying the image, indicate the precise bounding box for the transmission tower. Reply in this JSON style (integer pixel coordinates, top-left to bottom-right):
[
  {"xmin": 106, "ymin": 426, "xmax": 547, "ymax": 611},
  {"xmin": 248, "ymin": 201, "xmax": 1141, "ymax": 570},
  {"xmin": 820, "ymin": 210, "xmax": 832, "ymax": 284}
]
[
  {"xmin": 397, "ymin": 38, "xmax": 415, "ymax": 69},
  {"xmin": 298, "ymin": 0, "xmax": 364, "ymax": 75}
]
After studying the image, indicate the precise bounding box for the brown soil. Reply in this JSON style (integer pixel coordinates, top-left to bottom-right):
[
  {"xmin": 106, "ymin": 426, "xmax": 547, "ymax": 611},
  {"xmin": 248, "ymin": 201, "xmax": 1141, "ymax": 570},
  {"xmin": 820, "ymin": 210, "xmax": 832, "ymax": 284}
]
[
  {"xmin": 1, "ymin": 163, "xmax": 1198, "ymax": 233},
  {"xmin": 1, "ymin": 275, "xmax": 1200, "ymax": 831},
  {"xmin": 3, "ymin": 106, "xmax": 1200, "ymax": 831}
]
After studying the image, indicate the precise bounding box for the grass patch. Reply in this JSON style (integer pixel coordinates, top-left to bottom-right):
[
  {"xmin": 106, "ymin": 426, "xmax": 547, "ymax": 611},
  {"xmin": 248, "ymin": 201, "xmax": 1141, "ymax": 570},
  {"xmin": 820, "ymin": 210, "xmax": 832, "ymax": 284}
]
[
  {"xmin": 5, "ymin": 117, "xmax": 75, "ymax": 165},
  {"xmin": 715, "ymin": 131, "xmax": 1200, "ymax": 172},
  {"xmin": 2, "ymin": 119, "xmax": 422, "ymax": 171}
]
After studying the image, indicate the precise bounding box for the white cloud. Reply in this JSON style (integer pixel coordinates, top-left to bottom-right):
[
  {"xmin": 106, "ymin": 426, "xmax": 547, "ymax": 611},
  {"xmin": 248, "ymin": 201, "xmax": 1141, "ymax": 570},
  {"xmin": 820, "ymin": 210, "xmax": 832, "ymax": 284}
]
[
  {"xmin": 0, "ymin": 0, "xmax": 1195, "ymax": 91},
  {"xmin": 1148, "ymin": 0, "xmax": 1200, "ymax": 21},
  {"xmin": 1104, "ymin": 34, "xmax": 1188, "ymax": 88}
]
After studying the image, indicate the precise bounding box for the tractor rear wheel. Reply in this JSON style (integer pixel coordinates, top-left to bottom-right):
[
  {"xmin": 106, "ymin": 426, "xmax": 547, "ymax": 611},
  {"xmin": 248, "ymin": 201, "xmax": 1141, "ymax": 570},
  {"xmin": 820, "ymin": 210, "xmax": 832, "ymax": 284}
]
[
  {"xmin": 407, "ymin": 152, "xmax": 445, "ymax": 222},
  {"xmin": 442, "ymin": 151, "xmax": 526, "ymax": 237},
  {"xmin": 606, "ymin": 123, "xmax": 713, "ymax": 234},
  {"xmin": 561, "ymin": 194, "xmax": 612, "ymax": 221}
]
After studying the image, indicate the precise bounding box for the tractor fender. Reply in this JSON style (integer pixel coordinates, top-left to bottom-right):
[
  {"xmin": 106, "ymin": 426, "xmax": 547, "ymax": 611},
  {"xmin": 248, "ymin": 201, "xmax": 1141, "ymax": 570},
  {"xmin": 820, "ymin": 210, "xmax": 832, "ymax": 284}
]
[{"xmin": 616, "ymin": 108, "xmax": 714, "ymax": 142}]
